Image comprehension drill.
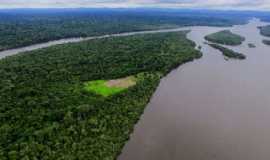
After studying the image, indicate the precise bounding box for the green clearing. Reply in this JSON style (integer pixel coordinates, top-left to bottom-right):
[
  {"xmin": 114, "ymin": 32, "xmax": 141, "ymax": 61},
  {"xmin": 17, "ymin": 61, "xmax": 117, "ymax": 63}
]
[
  {"xmin": 205, "ymin": 30, "xmax": 245, "ymax": 46},
  {"xmin": 84, "ymin": 76, "xmax": 136, "ymax": 97},
  {"xmin": 85, "ymin": 80, "xmax": 125, "ymax": 97}
]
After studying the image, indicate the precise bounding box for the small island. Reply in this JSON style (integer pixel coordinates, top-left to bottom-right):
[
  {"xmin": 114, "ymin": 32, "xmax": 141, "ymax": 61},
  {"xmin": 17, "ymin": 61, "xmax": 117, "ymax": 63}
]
[
  {"xmin": 262, "ymin": 39, "xmax": 270, "ymax": 46},
  {"xmin": 205, "ymin": 30, "xmax": 245, "ymax": 46},
  {"xmin": 248, "ymin": 43, "xmax": 256, "ymax": 48},
  {"xmin": 208, "ymin": 43, "xmax": 246, "ymax": 59},
  {"xmin": 258, "ymin": 25, "xmax": 270, "ymax": 37}
]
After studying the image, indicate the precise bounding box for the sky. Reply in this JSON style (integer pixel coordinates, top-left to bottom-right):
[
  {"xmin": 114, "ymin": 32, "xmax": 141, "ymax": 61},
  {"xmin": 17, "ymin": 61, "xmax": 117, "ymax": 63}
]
[{"xmin": 0, "ymin": 0, "xmax": 270, "ymax": 10}]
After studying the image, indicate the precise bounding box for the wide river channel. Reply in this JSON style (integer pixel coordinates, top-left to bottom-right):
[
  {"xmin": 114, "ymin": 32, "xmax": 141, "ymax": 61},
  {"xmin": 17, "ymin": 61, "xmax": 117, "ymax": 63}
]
[
  {"xmin": 1, "ymin": 18, "xmax": 270, "ymax": 160},
  {"xmin": 119, "ymin": 19, "xmax": 270, "ymax": 160}
]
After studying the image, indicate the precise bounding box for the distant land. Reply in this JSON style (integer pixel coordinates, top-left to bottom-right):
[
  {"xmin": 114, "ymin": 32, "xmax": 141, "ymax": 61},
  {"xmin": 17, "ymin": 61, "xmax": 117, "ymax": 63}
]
[{"xmin": 0, "ymin": 8, "xmax": 270, "ymax": 51}]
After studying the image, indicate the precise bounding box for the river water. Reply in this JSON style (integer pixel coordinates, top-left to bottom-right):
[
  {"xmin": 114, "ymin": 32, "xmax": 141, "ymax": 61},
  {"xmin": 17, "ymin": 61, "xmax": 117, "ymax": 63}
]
[
  {"xmin": 1, "ymin": 18, "xmax": 270, "ymax": 160},
  {"xmin": 118, "ymin": 19, "xmax": 270, "ymax": 160},
  {"xmin": 0, "ymin": 28, "xmax": 191, "ymax": 59}
]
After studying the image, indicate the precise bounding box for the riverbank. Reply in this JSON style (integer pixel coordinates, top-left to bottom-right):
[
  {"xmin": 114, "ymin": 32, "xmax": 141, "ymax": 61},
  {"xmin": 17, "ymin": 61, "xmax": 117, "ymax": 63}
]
[{"xmin": 0, "ymin": 31, "xmax": 201, "ymax": 159}]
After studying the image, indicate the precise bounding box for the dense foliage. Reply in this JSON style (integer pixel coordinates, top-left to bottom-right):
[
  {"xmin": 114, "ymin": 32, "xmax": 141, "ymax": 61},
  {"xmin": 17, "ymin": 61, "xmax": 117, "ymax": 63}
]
[
  {"xmin": 0, "ymin": 8, "xmax": 249, "ymax": 51},
  {"xmin": 258, "ymin": 25, "xmax": 270, "ymax": 37},
  {"xmin": 208, "ymin": 43, "xmax": 246, "ymax": 59},
  {"xmin": 205, "ymin": 30, "xmax": 245, "ymax": 46},
  {"xmin": 0, "ymin": 31, "xmax": 201, "ymax": 159},
  {"xmin": 262, "ymin": 39, "xmax": 270, "ymax": 45}
]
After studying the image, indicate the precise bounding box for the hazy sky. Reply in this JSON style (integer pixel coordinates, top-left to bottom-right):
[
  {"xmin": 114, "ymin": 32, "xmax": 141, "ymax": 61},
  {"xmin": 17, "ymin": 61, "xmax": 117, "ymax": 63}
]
[{"xmin": 1, "ymin": 0, "xmax": 270, "ymax": 10}]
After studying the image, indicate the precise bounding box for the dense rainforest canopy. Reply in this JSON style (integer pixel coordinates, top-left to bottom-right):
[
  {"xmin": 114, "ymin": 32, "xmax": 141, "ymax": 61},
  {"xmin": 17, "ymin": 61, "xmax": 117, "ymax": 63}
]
[
  {"xmin": 0, "ymin": 8, "xmax": 252, "ymax": 51},
  {"xmin": 205, "ymin": 30, "xmax": 245, "ymax": 46},
  {"xmin": 0, "ymin": 31, "xmax": 201, "ymax": 159}
]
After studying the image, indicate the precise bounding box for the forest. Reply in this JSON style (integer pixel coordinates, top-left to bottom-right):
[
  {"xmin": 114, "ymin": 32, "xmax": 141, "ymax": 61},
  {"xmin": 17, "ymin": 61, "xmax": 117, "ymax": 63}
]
[
  {"xmin": 0, "ymin": 8, "xmax": 250, "ymax": 51},
  {"xmin": 0, "ymin": 31, "xmax": 202, "ymax": 159},
  {"xmin": 207, "ymin": 43, "xmax": 246, "ymax": 59},
  {"xmin": 204, "ymin": 30, "xmax": 245, "ymax": 46}
]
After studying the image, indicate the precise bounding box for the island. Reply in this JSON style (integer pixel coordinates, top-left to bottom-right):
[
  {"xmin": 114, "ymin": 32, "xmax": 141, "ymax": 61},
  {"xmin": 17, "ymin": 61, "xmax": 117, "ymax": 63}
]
[
  {"xmin": 248, "ymin": 43, "xmax": 256, "ymax": 48},
  {"xmin": 205, "ymin": 30, "xmax": 245, "ymax": 46},
  {"xmin": 258, "ymin": 25, "xmax": 270, "ymax": 37},
  {"xmin": 262, "ymin": 39, "xmax": 270, "ymax": 45},
  {"xmin": 0, "ymin": 31, "xmax": 202, "ymax": 159},
  {"xmin": 207, "ymin": 43, "xmax": 246, "ymax": 59}
]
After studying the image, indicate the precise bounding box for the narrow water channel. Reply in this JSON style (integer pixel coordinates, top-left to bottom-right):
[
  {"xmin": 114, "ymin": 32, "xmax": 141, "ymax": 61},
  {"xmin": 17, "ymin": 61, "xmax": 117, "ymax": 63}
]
[
  {"xmin": 118, "ymin": 19, "xmax": 270, "ymax": 160},
  {"xmin": 0, "ymin": 28, "xmax": 190, "ymax": 59}
]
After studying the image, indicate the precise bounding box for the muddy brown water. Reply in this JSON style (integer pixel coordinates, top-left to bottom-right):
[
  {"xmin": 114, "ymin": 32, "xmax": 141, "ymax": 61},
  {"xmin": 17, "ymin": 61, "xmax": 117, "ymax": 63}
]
[{"xmin": 118, "ymin": 19, "xmax": 270, "ymax": 160}]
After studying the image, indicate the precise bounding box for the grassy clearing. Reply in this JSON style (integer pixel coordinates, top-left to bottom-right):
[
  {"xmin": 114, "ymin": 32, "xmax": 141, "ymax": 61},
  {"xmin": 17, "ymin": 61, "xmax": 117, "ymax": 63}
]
[
  {"xmin": 205, "ymin": 30, "xmax": 245, "ymax": 46},
  {"xmin": 84, "ymin": 76, "xmax": 136, "ymax": 97}
]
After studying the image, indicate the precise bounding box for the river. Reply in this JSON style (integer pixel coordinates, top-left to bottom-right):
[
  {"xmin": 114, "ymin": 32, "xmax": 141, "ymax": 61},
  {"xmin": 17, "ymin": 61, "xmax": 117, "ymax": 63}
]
[
  {"xmin": 0, "ymin": 28, "xmax": 191, "ymax": 59},
  {"xmin": 118, "ymin": 19, "xmax": 270, "ymax": 160},
  {"xmin": 1, "ymin": 18, "xmax": 270, "ymax": 160}
]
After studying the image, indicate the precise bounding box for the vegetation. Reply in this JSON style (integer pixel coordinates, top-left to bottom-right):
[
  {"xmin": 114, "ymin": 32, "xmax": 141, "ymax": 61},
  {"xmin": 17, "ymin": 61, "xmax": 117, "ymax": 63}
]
[
  {"xmin": 0, "ymin": 31, "xmax": 201, "ymax": 159},
  {"xmin": 248, "ymin": 43, "xmax": 256, "ymax": 48},
  {"xmin": 208, "ymin": 43, "xmax": 246, "ymax": 59},
  {"xmin": 262, "ymin": 39, "xmax": 270, "ymax": 45},
  {"xmin": 84, "ymin": 76, "xmax": 136, "ymax": 97},
  {"xmin": 205, "ymin": 30, "xmax": 245, "ymax": 46},
  {"xmin": 0, "ymin": 8, "xmax": 249, "ymax": 51},
  {"xmin": 258, "ymin": 25, "xmax": 270, "ymax": 37},
  {"xmin": 84, "ymin": 80, "xmax": 127, "ymax": 97}
]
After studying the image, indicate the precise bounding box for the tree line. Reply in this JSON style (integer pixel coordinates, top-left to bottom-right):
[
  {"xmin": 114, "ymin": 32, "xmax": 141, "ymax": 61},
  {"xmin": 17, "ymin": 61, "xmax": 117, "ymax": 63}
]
[{"xmin": 0, "ymin": 8, "xmax": 249, "ymax": 51}]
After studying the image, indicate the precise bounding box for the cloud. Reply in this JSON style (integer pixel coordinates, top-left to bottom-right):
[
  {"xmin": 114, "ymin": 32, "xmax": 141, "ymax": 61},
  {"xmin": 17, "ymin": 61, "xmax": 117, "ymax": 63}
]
[{"xmin": 0, "ymin": 0, "xmax": 269, "ymax": 10}]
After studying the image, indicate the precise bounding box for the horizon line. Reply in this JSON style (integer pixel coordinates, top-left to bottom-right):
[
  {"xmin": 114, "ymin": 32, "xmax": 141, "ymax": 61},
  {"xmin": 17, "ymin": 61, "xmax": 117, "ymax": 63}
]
[{"xmin": 0, "ymin": 7, "xmax": 269, "ymax": 12}]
